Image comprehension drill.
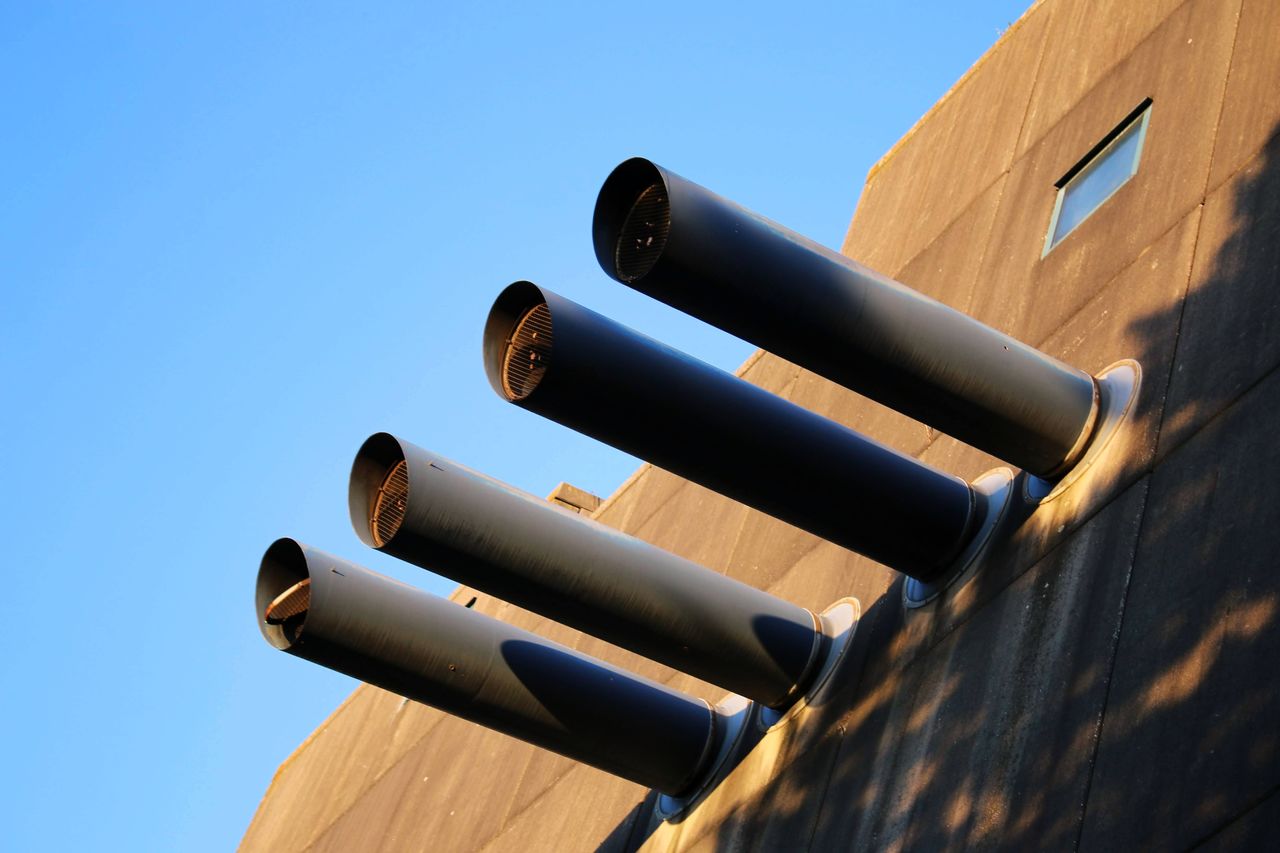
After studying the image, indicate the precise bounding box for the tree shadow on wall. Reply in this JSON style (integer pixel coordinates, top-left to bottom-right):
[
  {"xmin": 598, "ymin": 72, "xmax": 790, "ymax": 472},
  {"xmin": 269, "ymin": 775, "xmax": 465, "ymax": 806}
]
[
  {"xmin": 1069, "ymin": 118, "xmax": 1280, "ymax": 851},
  {"xmin": 594, "ymin": 120, "xmax": 1280, "ymax": 852}
]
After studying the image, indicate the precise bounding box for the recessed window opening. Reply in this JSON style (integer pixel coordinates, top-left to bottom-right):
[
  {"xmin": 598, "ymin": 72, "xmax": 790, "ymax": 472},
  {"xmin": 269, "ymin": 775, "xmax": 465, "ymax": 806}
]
[{"xmin": 1044, "ymin": 99, "xmax": 1152, "ymax": 255}]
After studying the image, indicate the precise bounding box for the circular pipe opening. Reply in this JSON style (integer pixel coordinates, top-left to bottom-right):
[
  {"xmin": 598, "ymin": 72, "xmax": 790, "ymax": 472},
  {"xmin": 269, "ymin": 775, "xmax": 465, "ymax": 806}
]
[
  {"xmin": 483, "ymin": 281, "xmax": 557, "ymax": 404},
  {"xmin": 614, "ymin": 183, "xmax": 670, "ymax": 282},
  {"xmin": 371, "ymin": 459, "xmax": 409, "ymax": 547},
  {"xmin": 350, "ymin": 433, "xmax": 410, "ymax": 549},
  {"xmin": 256, "ymin": 538, "xmax": 312, "ymax": 650},
  {"xmin": 593, "ymin": 158, "xmax": 669, "ymax": 283},
  {"xmin": 500, "ymin": 302, "xmax": 554, "ymax": 401}
]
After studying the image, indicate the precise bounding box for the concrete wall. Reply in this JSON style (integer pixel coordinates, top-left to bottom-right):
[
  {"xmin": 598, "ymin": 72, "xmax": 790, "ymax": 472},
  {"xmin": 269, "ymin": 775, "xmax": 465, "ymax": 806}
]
[{"xmin": 242, "ymin": 0, "xmax": 1280, "ymax": 848}]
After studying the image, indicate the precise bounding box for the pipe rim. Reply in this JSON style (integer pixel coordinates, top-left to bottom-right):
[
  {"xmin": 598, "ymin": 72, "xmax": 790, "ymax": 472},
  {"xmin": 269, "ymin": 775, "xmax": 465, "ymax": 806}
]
[
  {"xmin": 350, "ymin": 432, "xmax": 410, "ymax": 549},
  {"xmin": 500, "ymin": 302, "xmax": 554, "ymax": 400},
  {"xmin": 483, "ymin": 281, "xmax": 556, "ymax": 403},
  {"xmin": 256, "ymin": 538, "xmax": 312, "ymax": 650},
  {"xmin": 593, "ymin": 157, "xmax": 670, "ymax": 283}
]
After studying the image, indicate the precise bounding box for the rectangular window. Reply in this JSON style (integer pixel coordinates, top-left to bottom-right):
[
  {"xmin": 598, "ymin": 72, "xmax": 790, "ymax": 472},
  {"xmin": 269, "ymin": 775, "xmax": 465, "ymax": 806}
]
[{"xmin": 1043, "ymin": 99, "xmax": 1152, "ymax": 255}]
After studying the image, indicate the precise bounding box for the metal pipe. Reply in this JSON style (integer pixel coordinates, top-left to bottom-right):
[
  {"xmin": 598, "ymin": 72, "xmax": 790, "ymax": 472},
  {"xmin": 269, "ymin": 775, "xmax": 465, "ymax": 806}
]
[
  {"xmin": 592, "ymin": 157, "xmax": 1100, "ymax": 478},
  {"xmin": 482, "ymin": 281, "xmax": 977, "ymax": 582},
  {"xmin": 255, "ymin": 539, "xmax": 718, "ymax": 796},
  {"xmin": 350, "ymin": 434, "xmax": 823, "ymax": 708}
]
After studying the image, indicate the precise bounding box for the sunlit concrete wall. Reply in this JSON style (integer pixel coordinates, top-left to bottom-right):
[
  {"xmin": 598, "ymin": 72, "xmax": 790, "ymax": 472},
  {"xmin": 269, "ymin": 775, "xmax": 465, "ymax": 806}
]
[{"xmin": 241, "ymin": 0, "xmax": 1280, "ymax": 848}]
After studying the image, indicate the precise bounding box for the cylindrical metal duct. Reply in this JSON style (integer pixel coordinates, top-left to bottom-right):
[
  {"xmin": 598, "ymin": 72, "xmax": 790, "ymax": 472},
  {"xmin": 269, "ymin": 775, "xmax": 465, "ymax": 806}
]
[
  {"xmin": 593, "ymin": 157, "xmax": 1100, "ymax": 479},
  {"xmin": 255, "ymin": 539, "xmax": 718, "ymax": 796},
  {"xmin": 350, "ymin": 434, "xmax": 823, "ymax": 708},
  {"xmin": 483, "ymin": 282, "xmax": 977, "ymax": 582}
]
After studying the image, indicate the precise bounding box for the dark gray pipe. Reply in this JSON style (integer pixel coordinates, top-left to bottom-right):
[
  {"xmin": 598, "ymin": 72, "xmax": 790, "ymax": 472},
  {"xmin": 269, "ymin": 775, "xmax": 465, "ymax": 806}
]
[
  {"xmin": 592, "ymin": 157, "xmax": 1100, "ymax": 478},
  {"xmin": 350, "ymin": 434, "xmax": 823, "ymax": 708},
  {"xmin": 255, "ymin": 539, "xmax": 718, "ymax": 796},
  {"xmin": 482, "ymin": 281, "xmax": 977, "ymax": 582}
]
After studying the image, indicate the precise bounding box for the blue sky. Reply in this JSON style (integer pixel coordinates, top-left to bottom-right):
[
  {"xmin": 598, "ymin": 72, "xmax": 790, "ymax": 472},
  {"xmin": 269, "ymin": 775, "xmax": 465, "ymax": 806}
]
[{"xmin": 1, "ymin": 2, "xmax": 1031, "ymax": 849}]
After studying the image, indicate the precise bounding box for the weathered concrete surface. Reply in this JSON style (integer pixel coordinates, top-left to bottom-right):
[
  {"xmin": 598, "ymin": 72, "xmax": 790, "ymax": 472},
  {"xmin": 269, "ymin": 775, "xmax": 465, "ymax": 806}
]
[
  {"xmin": 1015, "ymin": 0, "xmax": 1197, "ymax": 155},
  {"xmin": 969, "ymin": 0, "xmax": 1240, "ymax": 350},
  {"xmin": 1196, "ymin": 789, "xmax": 1280, "ymax": 852},
  {"xmin": 840, "ymin": 4, "xmax": 1051, "ymax": 277},
  {"xmin": 811, "ymin": 482, "xmax": 1147, "ymax": 851},
  {"xmin": 894, "ymin": 174, "xmax": 1009, "ymax": 319},
  {"xmin": 1206, "ymin": 0, "xmax": 1280, "ymax": 194},
  {"xmin": 1161, "ymin": 133, "xmax": 1280, "ymax": 458},
  {"xmin": 918, "ymin": 208, "xmax": 1201, "ymax": 643},
  {"xmin": 1079, "ymin": 365, "xmax": 1280, "ymax": 850},
  {"xmin": 631, "ymin": 481, "xmax": 750, "ymax": 576},
  {"xmin": 238, "ymin": 647, "xmax": 451, "ymax": 851},
  {"xmin": 547, "ymin": 481, "xmax": 602, "ymax": 514},
  {"xmin": 243, "ymin": 0, "xmax": 1280, "ymax": 848},
  {"xmin": 479, "ymin": 764, "xmax": 651, "ymax": 853},
  {"xmin": 306, "ymin": 716, "xmax": 526, "ymax": 853}
]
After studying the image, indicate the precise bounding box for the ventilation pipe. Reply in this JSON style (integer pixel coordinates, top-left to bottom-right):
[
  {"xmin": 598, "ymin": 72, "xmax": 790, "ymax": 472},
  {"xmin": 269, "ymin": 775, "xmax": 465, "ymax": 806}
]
[
  {"xmin": 255, "ymin": 539, "xmax": 720, "ymax": 796},
  {"xmin": 483, "ymin": 282, "xmax": 978, "ymax": 582},
  {"xmin": 350, "ymin": 434, "xmax": 823, "ymax": 709},
  {"xmin": 593, "ymin": 158, "xmax": 1100, "ymax": 479}
]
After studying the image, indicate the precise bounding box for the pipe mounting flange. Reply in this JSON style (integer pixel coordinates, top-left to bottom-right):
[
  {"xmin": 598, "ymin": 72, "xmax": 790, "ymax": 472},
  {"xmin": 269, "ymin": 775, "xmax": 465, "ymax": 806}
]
[
  {"xmin": 1023, "ymin": 359, "xmax": 1141, "ymax": 503},
  {"xmin": 904, "ymin": 467, "xmax": 1017, "ymax": 608},
  {"xmin": 758, "ymin": 597, "xmax": 862, "ymax": 731},
  {"xmin": 656, "ymin": 693, "xmax": 754, "ymax": 822}
]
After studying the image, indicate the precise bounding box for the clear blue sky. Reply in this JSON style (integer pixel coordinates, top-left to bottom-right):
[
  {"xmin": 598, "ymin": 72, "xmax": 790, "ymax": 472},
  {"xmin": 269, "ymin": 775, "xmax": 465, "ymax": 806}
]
[{"xmin": 1, "ymin": 2, "xmax": 1031, "ymax": 849}]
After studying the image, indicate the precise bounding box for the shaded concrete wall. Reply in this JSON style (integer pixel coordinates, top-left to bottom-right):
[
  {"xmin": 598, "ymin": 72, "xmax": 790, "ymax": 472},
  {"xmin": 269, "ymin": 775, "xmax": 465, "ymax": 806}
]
[{"xmin": 242, "ymin": 0, "xmax": 1280, "ymax": 848}]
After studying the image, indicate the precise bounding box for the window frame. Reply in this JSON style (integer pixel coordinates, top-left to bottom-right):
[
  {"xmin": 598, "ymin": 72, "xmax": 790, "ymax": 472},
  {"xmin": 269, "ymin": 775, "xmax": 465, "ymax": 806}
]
[{"xmin": 1043, "ymin": 99, "xmax": 1153, "ymax": 256}]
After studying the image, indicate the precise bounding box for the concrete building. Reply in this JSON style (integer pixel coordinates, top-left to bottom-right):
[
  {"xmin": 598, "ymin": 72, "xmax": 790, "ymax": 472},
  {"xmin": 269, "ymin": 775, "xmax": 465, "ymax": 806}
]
[{"xmin": 242, "ymin": 0, "xmax": 1280, "ymax": 848}]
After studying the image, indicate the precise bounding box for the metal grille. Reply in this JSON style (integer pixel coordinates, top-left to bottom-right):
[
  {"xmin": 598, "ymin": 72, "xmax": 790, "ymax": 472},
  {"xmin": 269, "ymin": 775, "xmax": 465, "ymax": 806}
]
[
  {"xmin": 265, "ymin": 579, "xmax": 311, "ymax": 625},
  {"xmin": 501, "ymin": 303, "xmax": 553, "ymax": 401},
  {"xmin": 615, "ymin": 183, "xmax": 670, "ymax": 281},
  {"xmin": 371, "ymin": 459, "xmax": 410, "ymax": 547}
]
